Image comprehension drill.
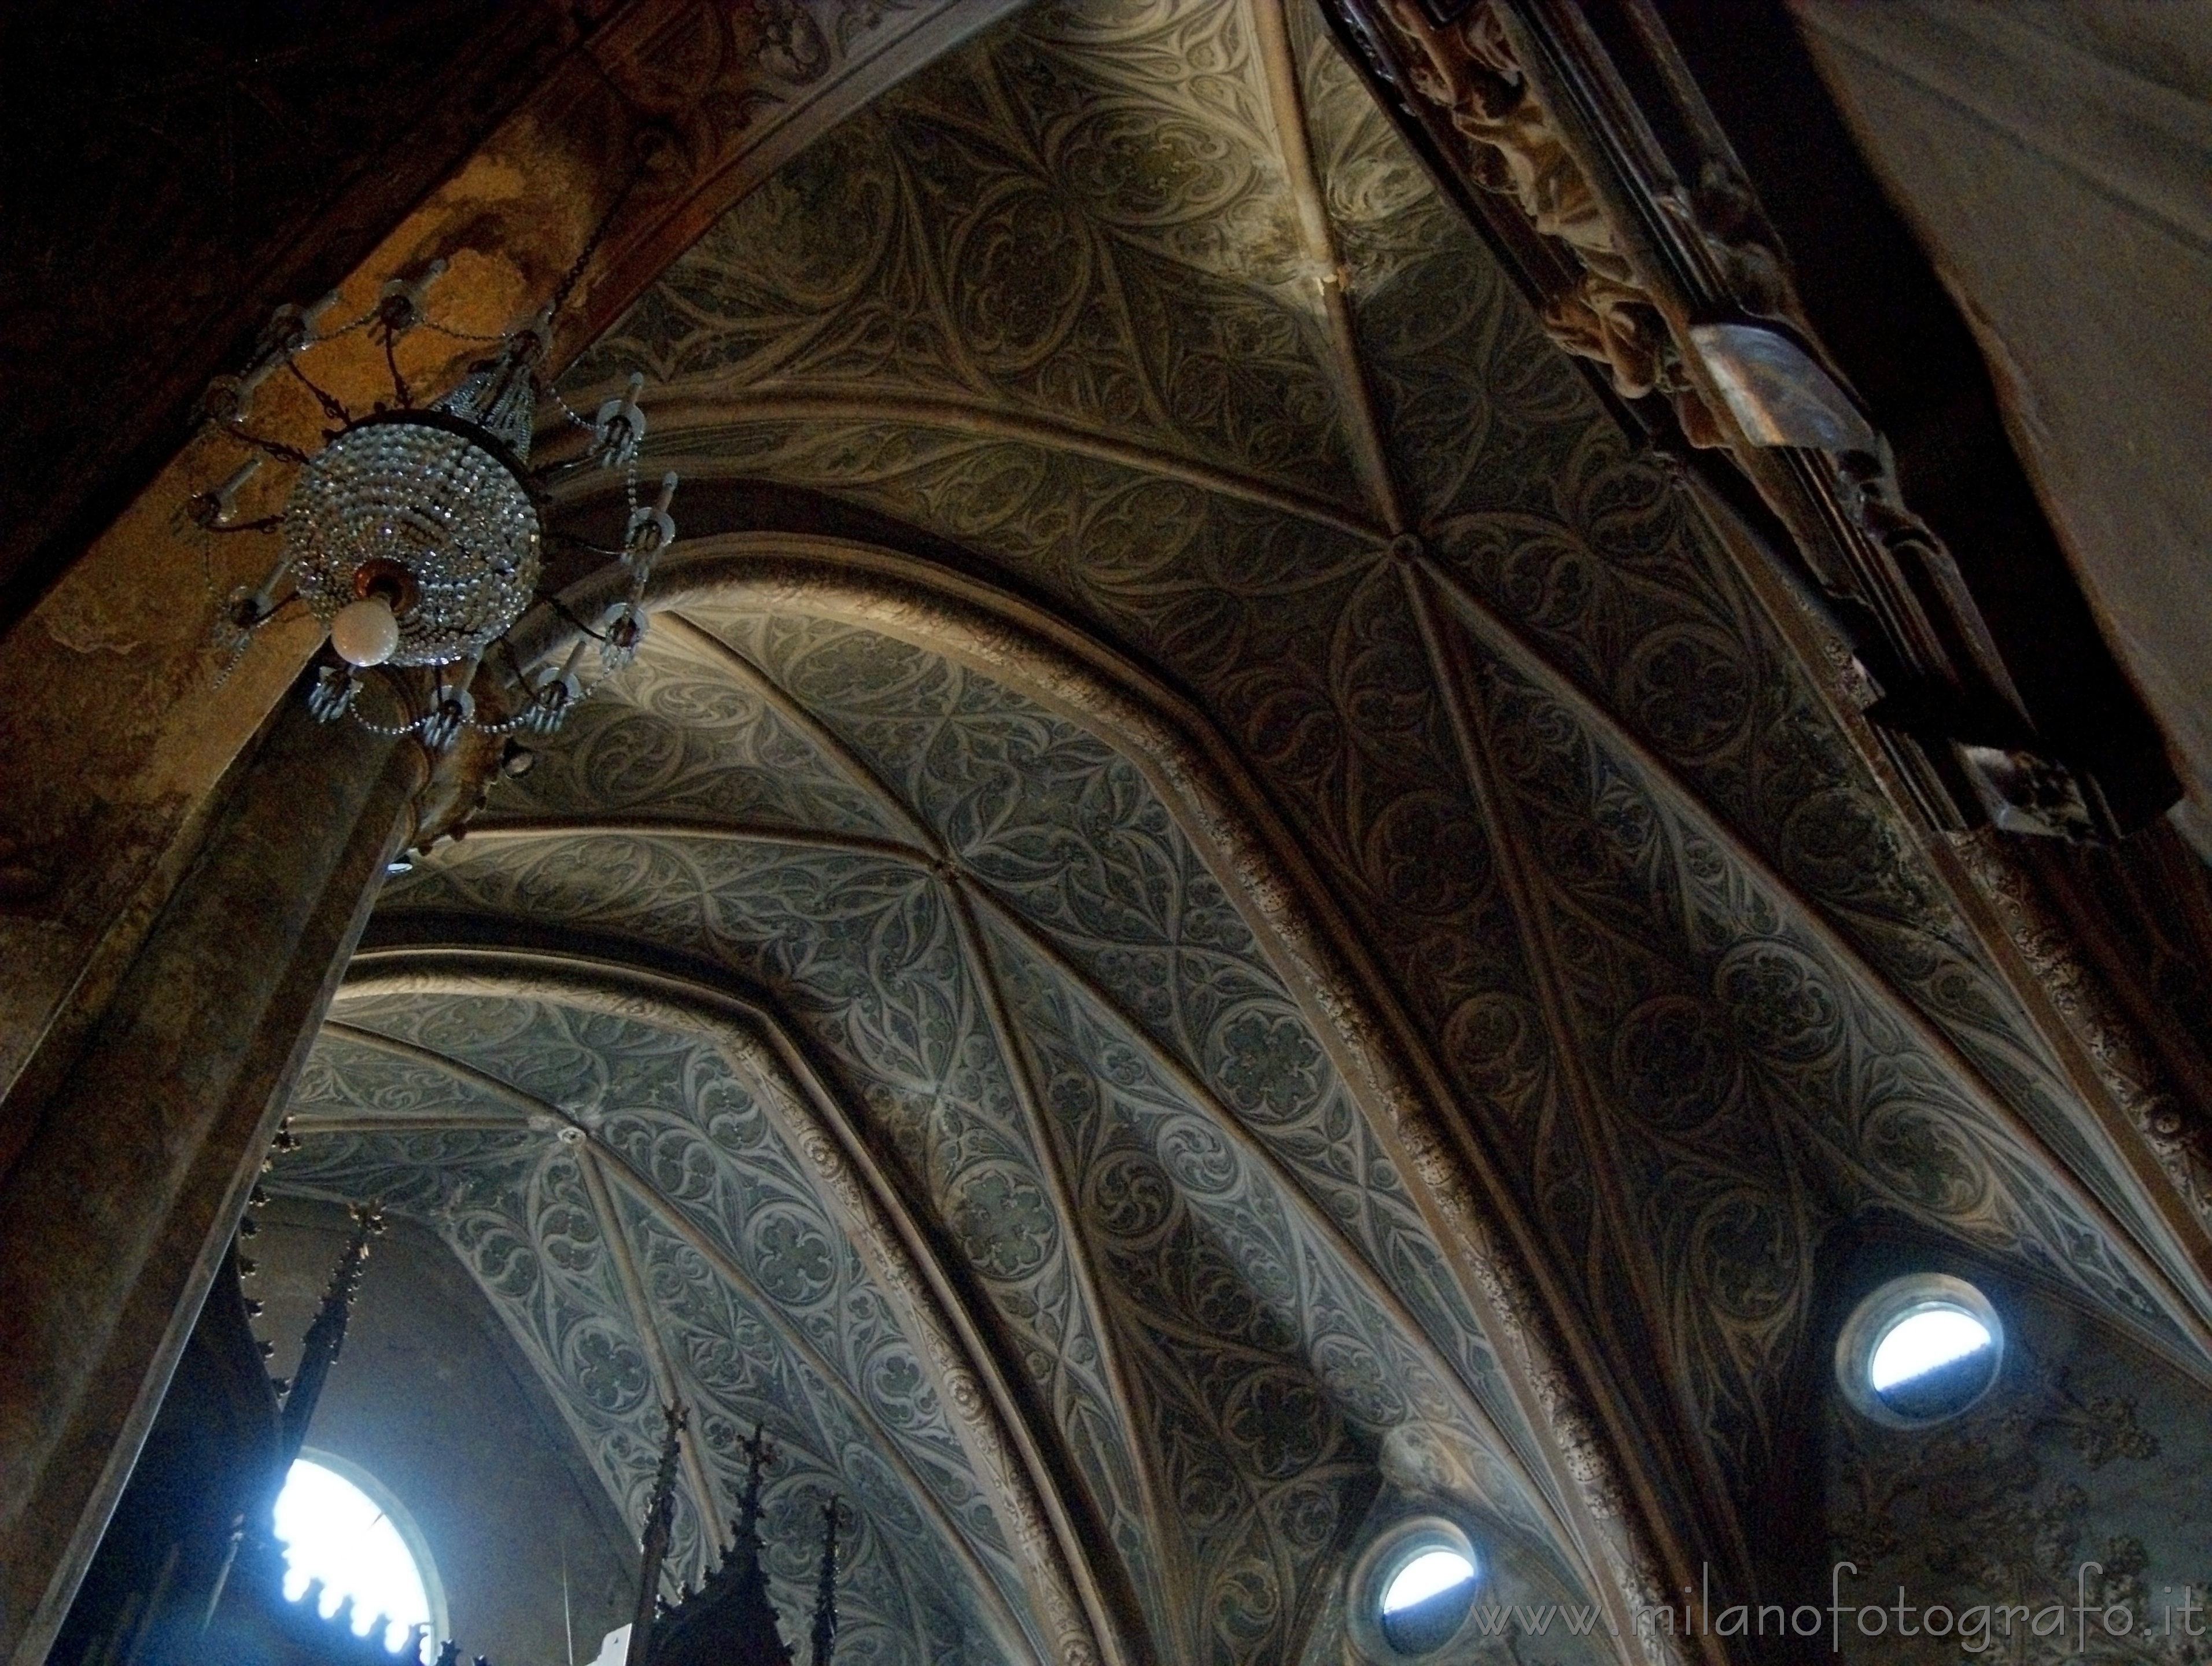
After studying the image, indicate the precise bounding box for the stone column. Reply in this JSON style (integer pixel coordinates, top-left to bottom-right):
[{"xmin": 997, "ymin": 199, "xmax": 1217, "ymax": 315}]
[{"xmin": 0, "ymin": 684, "xmax": 424, "ymax": 1666}]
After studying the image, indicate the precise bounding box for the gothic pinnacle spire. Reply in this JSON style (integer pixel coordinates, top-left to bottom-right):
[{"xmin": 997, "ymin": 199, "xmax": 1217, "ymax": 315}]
[
  {"xmin": 624, "ymin": 1402, "xmax": 688, "ymax": 1666},
  {"xmin": 278, "ymin": 1200, "xmax": 383, "ymax": 1464},
  {"xmin": 808, "ymin": 1499, "xmax": 843, "ymax": 1666}
]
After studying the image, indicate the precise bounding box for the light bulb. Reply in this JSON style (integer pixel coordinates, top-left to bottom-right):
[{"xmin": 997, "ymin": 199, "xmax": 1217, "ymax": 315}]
[{"xmin": 330, "ymin": 596, "xmax": 400, "ymax": 666}]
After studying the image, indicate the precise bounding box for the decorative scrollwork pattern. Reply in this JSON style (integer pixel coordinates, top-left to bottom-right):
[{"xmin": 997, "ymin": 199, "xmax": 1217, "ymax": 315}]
[
  {"xmin": 275, "ymin": 0, "xmax": 2212, "ymax": 1655},
  {"xmin": 282, "ymin": 993, "xmax": 1033, "ymax": 1666},
  {"xmin": 359, "ymin": 604, "xmax": 1584, "ymax": 1665}
]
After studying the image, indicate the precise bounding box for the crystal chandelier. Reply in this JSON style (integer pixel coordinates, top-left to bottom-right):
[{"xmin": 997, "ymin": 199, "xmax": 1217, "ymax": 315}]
[{"xmin": 194, "ymin": 257, "xmax": 674, "ymax": 751}]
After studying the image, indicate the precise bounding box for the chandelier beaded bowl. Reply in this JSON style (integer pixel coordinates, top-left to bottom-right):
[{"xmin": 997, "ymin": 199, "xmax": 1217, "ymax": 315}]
[
  {"xmin": 195, "ymin": 258, "xmax": 674, "ymax": 751},
  {"xmin": 287, "ymin": 412, "xmax": 540, "ymax": 668}
]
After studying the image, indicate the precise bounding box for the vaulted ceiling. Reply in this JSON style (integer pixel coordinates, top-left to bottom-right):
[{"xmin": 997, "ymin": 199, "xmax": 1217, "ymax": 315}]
[
  {"xmin": 263, "ymin": 0, "xmax": 2212, "ymax": 1661},
  {"xmin": 279, "ymin": 606, "xmax": 1598, "ymax": 1666}
]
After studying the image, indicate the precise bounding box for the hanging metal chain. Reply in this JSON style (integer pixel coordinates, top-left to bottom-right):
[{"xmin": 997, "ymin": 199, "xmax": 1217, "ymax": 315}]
[{"xmin": 546, "ymin": 128, "xmax": 672, "ymax": 325}]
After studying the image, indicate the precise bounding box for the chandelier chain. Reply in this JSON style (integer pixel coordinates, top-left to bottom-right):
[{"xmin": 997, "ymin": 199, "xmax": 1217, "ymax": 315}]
[
  {"xmin": 418, "ymin": 319, "xmax": 509, "ymax": 345},
  {"xmin": 384, "ymin": 331, "xmax": 414, "ymax": 410},
  {"xmin": 281, "ymin": 354, "xmax": 352, "ymax": 427},
  {"xmin": 315, "ymin": 305, "xmax": 383, "ymax": 342},
  {"xmin": 548, "ymin": 385, "xmax": 602, "ymax": 434},
  {"xmin": 548, "ymin": 139, "xmax": 659, "ymax": 323}
]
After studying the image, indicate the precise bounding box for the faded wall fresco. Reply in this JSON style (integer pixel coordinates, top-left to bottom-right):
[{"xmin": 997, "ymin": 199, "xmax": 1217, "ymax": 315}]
[{"xmin": 1822, "ymin": 1267, "xmax": 2212, "ymax": 1665}]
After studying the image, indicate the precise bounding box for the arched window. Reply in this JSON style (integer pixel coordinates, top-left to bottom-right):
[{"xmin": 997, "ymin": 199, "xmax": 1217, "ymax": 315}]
[{"xmin": 272, "ymin": 1450, "xmax": 448, "ymax": 1657}]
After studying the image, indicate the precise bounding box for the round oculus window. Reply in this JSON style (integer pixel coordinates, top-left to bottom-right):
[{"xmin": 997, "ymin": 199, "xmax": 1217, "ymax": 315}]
[
  {"xmin": 1349, "ymin": 1518, "xmax": 1482, "ymax": 1661},
  {"xmin": 1380, "ymin": 1547, "xmax": 1479, "ymax": 1654},
  {"xmin": 1836, "ymin": 1274, "xmax": 2002, "ymax": 1427}
]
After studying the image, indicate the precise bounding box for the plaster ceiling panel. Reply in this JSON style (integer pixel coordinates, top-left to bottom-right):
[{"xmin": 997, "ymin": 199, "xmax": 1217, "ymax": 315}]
[
  {"xmin": 607, "ymin": 1185, "xmax": 996, "ymax": 1666},
  {"xmin": 268, "ymin": 1122, "xmax": 541, "ymax": 1220},
  {"xmin": 982, "ymin": 930, "xmax": 1382, "ymax": 1664},
  {"xmin": 277, "ymin": 994, "xmax": 1039, "ymax": 1666},
  {"xmin": 296, "ymin": 598, "xmax": 1614, "ymax": 1663},
  {"xmin": 330, "ymin": 993, "xmax": 1017, "ymax": 1553},
  {"xmin": 652, "ymin": 465, "xmax": 1562, "ymax": 1219},
  {"xmin": 551, "ymin": 0, "xmax": 1634, "ymax": 1373},
  {"xmin": 258, "ymin": 0, "xmax": 2212, "ymax": 1640},
  {"xmin": 378, "ymin": 836, "xmax": 1175, "ymax": 1644},
  {"xmin": 570, "ymin": 0, "xmax": 1366, "ymax": 515},
  {"xmin": 647, "ymin": 423, "xmax": 1380, "ymax": 635},
  {"xmin": 268, "ymin": 1122, "xmax": 716, "ymax": 1585},
  {"xmin": 1281, "ymin": 0, "xmax": 1451, "ymax": 303},
  {"xmin": 330, "ymin": 992, "xmax": 643, "ymax": 1125},
  {"xmin": 1362, "ymin": 257, "xmax": 2143, "ymax": 1255},
  {"xmin": 1441, "ymin": 614, "xmax": 2185, "ymax": 1488},
  {"xmin": 1284, "ymin": 0, "xmax": 1605, "ymax": 526},
  {"xmin": 1284, "ymin": 2, "xmax": 2201, "ymax": 1350},
  {"xmin": 680, "ymin": 608, "xmax": 1537, "ymax": 1457},
  {"xmin": 567, "ymin": 0, "xmax": 2191, "ymax": 1378},
  {"xmin": 1289, "ymin": 0, "xmax": 1973, "ymax": 970},
  {"xmin": 982, "ymin": 913, "xmax": 1549, "ymax": 1522},
  {"xmin": 289, "ymin": 1026, "xmax": 539, "ymax": 1138},
  {"xmin": 485, "ymin": 621, "xmax": 909, "ymax": 843},
  {"xmin": 1004, "ymin": 0, "xmax": 1289, "ymax": 258}
]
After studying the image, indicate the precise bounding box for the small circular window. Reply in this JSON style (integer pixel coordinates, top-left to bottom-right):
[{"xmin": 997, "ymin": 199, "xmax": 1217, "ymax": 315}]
[
  {"xmin": 1349, "ymin": 1518, "xmax": 1481, "ymax": 1660},
  {"xmin": 1381, "ymin": 1547, "xmax": 1479, "ymax": 1653},
  {"xmin": 1836, "ymin": 1274, "xmax": 2003, "ymax": 1427}
]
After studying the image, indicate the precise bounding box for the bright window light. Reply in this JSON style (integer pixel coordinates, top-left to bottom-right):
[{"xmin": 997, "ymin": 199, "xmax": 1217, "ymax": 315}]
[
  {"xmin": 1382, "ymin": 1548, "xmax": 1476, "ymax": 1614},
  {"xmin": 272, "ymin": 1457, "xmax": 435, "ymax": 1656},
  {"xmin": 1868, "ymin": 1304, "xmax": 1992, "ymax": 1391},
  {"xmin": 1838, "ymin": 1275, "xmax": 2004, "ymax": 1427}
]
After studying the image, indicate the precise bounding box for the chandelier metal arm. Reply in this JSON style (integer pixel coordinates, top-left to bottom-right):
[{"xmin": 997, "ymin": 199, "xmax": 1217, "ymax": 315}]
[{"xmin": 545, "ymin": 528, "xmax": 632, "ymax": 563}]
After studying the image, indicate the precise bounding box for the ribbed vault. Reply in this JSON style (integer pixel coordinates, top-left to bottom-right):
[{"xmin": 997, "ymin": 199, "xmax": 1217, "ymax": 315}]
[
  {"xmin": 275, "ymin": 592, "xmax": 1611, "ymax": 1666},
  {"xmin": 268, "ymin": 0, "xmax": 2212, "ymax": 1660}
]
